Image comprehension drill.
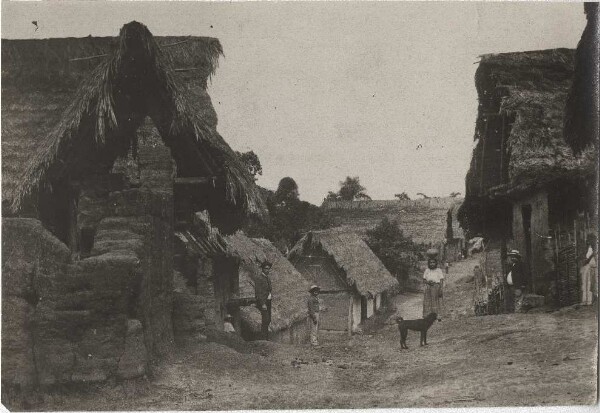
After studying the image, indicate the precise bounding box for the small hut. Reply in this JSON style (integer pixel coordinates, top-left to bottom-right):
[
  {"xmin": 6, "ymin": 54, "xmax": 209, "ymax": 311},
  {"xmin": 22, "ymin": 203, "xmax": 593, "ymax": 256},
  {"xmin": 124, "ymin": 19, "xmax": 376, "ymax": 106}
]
[
  {"xmin": 459, "ymin": 47, "xmax": 596, "ymax": 310},
  {"xmin": 288, "ymin": 230, "xmax": 398, "ymax": 334},
  {"xmin": 225, "ymin": 233, "xmax": 310, "ymax": 343},
  {"xmin": 1, "ymin": 21, "xmax": 266, "ymax": 388}
]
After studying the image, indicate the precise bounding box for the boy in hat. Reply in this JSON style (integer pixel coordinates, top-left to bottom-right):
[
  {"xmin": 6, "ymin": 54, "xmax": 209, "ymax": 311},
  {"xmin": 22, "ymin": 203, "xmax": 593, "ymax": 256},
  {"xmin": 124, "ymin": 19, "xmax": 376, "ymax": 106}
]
[
  {"xmin": 505, "ymin": 250, "xmax": 527, "ymax": 312},
  {"xmin": 307, "ymin": 285, "xmax": 320, "ymax": 346},
  {"xmin": 255, "ymin": 260, "xmax": 273, "ymax": 340}
]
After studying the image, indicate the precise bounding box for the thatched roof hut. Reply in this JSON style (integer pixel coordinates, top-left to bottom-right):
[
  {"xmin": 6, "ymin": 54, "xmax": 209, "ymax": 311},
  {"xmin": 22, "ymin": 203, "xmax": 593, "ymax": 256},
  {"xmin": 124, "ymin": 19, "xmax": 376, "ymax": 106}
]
[
  {"xmin": 459, "ymin": 48, "xmax": 595, "ymax": 235},
  {"xmin": 225, "ymin": 232, "xmax": 310, "ymax": 334},
  {"xmin": 2, "ymin": 21, "xmax": 265, "ymax": 231},
  {"xmin": 288, "ymin": 230, "xmax": 398, "ymax": 297}
]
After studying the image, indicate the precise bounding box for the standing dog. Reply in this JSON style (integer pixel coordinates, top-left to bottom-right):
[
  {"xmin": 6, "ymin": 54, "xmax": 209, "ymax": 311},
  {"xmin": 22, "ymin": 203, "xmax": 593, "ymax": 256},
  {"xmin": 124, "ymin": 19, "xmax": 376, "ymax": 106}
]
[{"xmin": 395, "ymin": 312, "xmax": 438, "ymax": 349}]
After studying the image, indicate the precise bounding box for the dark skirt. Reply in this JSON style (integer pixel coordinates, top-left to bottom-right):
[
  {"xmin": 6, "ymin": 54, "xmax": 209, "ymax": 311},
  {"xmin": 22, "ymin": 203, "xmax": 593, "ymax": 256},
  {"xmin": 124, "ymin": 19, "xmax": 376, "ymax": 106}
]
[{"xmin": 423, "ymin": 283, "xmax": 443, "ymax": 318}]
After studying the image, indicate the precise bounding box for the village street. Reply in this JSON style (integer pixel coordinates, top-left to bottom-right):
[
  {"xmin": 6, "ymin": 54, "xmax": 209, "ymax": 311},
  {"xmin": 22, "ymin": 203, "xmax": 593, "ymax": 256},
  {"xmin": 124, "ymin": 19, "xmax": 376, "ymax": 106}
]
[{"xmin": 34, "ymin": 256, "xmax": 597, "ymax": 410}]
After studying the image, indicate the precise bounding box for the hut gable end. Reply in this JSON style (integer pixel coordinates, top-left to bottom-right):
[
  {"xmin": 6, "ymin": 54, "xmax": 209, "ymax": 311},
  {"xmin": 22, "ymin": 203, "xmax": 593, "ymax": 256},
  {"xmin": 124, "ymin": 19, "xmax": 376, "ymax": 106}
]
[
  {"xmin": 289, "ymin": 230, "xmax": 398, "ymax": 297},
  {"xmin": 2, "ymin": 21, "xmax": 266, "ymax": 230},
  {"xmin": 225, "ymin": 232, "xmax": 310, "ymax": 334}
]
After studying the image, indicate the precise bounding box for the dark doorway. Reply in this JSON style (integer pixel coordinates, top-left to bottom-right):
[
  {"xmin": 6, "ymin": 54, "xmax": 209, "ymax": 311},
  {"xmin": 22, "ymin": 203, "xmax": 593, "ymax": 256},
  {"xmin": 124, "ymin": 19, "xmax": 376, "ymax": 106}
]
[
  {"xmin": 360, "ymin": 296, "xmax": 367, "ymax": 322},
  {"xmin": 521, "ymin": 204, "xmax": 533, "ymax": 287}
]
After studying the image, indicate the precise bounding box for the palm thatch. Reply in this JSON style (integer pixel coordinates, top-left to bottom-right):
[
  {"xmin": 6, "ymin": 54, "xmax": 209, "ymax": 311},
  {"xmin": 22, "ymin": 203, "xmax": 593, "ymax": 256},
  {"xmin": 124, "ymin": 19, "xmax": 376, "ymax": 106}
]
[
  {"xmin": 2, "ymin": 21, "xmax": 266, "ymax": 223},
  {"xmin": 225, "ymin": 232, "xmax": 310, "ymax": 334},
  {"xmin": 464, "ymin": 48, "xmax": 596, "ymax": 200},
  {"xmin": 288, "ymin": 229, "xmax": 398, "ymax": 297},
  {"xmin": 564, "ymin": 3, "xmax": 599, "ymax": 155}
]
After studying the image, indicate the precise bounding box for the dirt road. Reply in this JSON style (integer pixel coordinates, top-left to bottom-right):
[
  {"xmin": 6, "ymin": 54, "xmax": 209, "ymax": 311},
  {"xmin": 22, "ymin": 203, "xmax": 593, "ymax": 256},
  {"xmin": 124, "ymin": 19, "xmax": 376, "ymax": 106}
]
[{"xmin": 33, "ymin": 257, "xmax": 597, "ymax": 410}]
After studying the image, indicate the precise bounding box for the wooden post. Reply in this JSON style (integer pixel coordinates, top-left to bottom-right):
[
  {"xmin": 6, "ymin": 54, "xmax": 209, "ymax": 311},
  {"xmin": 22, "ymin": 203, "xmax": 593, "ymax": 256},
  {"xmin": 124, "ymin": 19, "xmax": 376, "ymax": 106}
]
[
  {"xmin": 348, "ymin": 296, "xmax": 353, "ymax": 337},
  {"xmin": 500, "ymin": 114, "xmax": 505, "ymax": 182},
  {"xmin": 480, "ymin": 120, "xmax": 489, "ymax": 194},
  {"xmin": 558, "ymin": 223, "xmax": 562, "ymax": 250}
]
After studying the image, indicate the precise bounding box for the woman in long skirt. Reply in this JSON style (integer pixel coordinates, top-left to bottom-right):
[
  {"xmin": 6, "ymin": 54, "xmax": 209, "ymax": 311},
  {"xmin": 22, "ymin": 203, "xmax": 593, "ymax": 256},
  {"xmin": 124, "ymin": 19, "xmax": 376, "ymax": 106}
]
[{"xmin": 423, "ymin": 258, "xmax": 444, "ymax": 320}]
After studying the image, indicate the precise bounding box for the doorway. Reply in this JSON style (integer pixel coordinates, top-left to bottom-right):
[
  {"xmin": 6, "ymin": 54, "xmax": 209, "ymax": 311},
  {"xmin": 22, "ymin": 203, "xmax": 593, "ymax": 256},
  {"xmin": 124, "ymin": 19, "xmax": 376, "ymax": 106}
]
[{"xmin": 521, "ymin": 204, "xmax": 533, "ymax": 288}]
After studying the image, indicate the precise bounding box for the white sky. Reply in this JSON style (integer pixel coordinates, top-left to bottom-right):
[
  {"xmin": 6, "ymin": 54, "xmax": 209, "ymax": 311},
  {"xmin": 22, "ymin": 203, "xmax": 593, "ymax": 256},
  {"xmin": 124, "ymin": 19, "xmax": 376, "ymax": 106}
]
[{"xmin": 1, "ymin": 1, "xmax": 586, "ymax": 204}]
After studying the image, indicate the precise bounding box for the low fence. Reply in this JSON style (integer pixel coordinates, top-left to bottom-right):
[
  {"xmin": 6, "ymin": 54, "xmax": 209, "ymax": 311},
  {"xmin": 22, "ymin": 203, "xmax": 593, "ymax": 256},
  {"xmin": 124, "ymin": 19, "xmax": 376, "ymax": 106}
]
[{"xmin": 473, "ymin": 248, "xmax": 506, "ymax": 316}]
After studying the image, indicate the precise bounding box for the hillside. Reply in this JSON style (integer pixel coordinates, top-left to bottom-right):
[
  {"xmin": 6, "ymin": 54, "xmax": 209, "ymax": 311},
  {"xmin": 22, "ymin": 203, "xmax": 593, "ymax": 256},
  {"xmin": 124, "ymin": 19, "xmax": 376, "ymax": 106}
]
[{"xmin": 322, "ymin": 198, "xmax": 462, "ymax": 246}]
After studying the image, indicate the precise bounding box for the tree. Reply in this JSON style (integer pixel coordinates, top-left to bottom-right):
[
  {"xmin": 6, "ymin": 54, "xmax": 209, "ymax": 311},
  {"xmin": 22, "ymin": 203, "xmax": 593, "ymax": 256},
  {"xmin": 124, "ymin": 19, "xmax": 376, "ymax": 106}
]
[
  {"xmin": 275, "ymin": 177, "xmax": 299, "ymax": 203},
  {"xmin": 394, "ymin": 192, "xmax": 410, "ymax": 201},
  {"xmin": 236, "ymin": 150, "xmax": 262, "ymax": 180},
  {"xmin": 324, "ymin": 191, "xmax": 339, "ymax": 202},
  {"xmin": 244, "ymin": 179, "xmax": 332, "ymax": 254},
  {"xmin": 338, "ymin": 176, "xmax": 369, "ymax": 201},
  {"xmin": 450, "ymin": 192, "xmax": 462, "ymax": 198},
  {"xmin": 416, "ymin": 192, "xmax": 430, "ymax": 199},
  {"xmin": 366, "ymin": 217, "xmax": 420, "ymax": 282}
]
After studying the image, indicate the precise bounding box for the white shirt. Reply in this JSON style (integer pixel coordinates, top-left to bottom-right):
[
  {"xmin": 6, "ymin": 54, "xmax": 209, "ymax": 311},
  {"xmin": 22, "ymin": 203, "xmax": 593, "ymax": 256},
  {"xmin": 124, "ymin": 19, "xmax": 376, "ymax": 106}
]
[
  {"xmin": 586, "ymin": 247, "xmax": 596, "ymax": 267},
  {"xmin": 423, "ymin": 268, "xmax": 444, "ymax": 283},
  {"xmin": 507, "ymin": 272, "xmax": 513, "ymax": 286},
  {"xmin": 223, "ymin": 321, "xmax": 235, "ymax": 333}
]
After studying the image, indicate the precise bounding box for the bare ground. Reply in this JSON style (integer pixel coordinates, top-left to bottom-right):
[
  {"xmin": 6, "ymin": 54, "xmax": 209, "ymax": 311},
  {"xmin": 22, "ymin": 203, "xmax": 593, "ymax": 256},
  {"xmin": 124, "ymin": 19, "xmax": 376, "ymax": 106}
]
[{"xmin": 29, "ymin": 257, "xmax": 598, "ymax": 410}]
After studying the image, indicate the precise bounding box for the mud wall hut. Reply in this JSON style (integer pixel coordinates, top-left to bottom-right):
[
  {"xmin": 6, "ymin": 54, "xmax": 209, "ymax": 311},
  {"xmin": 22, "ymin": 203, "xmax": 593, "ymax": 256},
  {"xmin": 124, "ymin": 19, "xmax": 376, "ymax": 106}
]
[
  {"xmin": 288, "ymin": 230, "xmax": 398, "ymax": 334},
  {"xmin": 459, "ymin": 48, "xmax": 596, "ymax": 310},
  {"xmin": 1, "ymin": 21, "xmax": 265, "ymax": 390},
  {"xmin": 225, "ymin": 233, "xmax": 311, "ymax": 344}
]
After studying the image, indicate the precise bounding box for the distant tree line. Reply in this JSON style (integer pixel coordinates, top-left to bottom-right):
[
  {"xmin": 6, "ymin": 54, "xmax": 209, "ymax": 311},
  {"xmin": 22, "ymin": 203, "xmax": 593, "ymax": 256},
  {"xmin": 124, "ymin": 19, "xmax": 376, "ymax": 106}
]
[{"xmin": 237, "ymin": 151, "xmax": 332, "ymax": 253}]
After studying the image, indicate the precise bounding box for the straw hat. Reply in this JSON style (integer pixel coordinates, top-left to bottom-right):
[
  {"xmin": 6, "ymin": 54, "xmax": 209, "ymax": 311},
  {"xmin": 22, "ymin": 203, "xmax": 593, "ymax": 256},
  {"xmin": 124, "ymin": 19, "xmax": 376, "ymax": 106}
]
[
  {"xmin": 507, "ymin": 249, "xmax": 521, "ymax": 257},
  {"xmin": 260, "ymin": 261, "xmax": 273, "ymax": 270},
  {"xmin": 309, "ymin": 285, "xmax": 320, "ymax": 292},
  {"xmin": 224, "ymin": 314, "xmax": 233, "ymax": 320}
]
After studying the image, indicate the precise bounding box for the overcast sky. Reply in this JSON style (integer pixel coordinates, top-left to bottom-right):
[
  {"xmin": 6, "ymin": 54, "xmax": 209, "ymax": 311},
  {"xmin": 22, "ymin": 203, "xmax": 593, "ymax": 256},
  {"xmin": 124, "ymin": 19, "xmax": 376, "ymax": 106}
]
[{"xmin": 2, "ymin": 1, "xmax": 586, "ymax": 204}]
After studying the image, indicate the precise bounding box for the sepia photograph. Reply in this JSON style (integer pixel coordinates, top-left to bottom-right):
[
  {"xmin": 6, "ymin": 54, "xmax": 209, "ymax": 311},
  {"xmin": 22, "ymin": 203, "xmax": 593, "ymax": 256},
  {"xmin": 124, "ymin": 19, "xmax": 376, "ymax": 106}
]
[{"xmin": 1, "ymin": 0, "xmax": 598, "ymax": 410}]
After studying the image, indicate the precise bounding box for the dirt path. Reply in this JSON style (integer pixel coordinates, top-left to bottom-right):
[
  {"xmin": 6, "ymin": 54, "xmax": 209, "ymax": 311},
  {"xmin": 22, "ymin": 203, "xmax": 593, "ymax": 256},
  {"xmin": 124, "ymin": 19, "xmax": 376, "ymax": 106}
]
[{"xmin": 33, "ymin": 256, "xmax": 597, "ymax": 410}]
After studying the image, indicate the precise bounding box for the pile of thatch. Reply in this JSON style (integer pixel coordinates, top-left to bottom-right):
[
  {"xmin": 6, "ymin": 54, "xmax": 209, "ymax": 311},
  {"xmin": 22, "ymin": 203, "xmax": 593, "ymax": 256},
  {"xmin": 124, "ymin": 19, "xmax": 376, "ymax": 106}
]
[
  {"xmin": 2, "ymin": 21, "xmax": 265, "ymax": 224},
  {"xmin": 225, "ymin": 232, "xmax": 310, "ymax": 334},
  {"xmin": 288, "ymin": 229, "xmax": 398, "ymax": 297}
]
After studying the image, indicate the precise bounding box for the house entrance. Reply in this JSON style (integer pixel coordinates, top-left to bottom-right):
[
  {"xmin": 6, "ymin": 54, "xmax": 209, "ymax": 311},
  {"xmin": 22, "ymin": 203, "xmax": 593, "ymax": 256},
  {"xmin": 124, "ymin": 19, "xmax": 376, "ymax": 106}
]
[{"xmin": 521, "ymin": 204, "xmax": 533, "ymax": 287}]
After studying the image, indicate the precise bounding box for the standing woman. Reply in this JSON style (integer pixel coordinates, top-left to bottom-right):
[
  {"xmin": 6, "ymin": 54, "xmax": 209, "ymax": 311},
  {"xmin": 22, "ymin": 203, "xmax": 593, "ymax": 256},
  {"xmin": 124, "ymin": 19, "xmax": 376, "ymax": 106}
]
[
  {"xmin": 580, "ymin": 234, "xmax": 597, "ymax": 306},
  {"xmin": 423, "ymin": 258, "xmax": 444, "ymax": 321}
]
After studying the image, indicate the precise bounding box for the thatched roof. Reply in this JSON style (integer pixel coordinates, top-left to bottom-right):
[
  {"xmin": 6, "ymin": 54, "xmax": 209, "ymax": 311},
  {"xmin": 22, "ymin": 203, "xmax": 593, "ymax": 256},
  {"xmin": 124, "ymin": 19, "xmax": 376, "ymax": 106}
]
[
  {"xmin": 322, "ymin": 198, "xmax": 457, "ymax": 246},
  {"xmin": 225, "ymin": 232, "xmax": 310, "ymax": 334},
  {"xmin": 564, "ymin": 3, "xmax": 599, "ymax": 155},
  {"xmin": 2, "ymin": 21, "xmax": 266, "ymax": 224},
  {"xmin": 447, "ymin": 200, "xmax": 464, "ymax": 240},
  {"xmin": 288, "ymin": 229, "xmax": 398, "ymax": 297},
  {"xmin": 465, "ymin": 48, "xmax": 595, "ymax": 200}
]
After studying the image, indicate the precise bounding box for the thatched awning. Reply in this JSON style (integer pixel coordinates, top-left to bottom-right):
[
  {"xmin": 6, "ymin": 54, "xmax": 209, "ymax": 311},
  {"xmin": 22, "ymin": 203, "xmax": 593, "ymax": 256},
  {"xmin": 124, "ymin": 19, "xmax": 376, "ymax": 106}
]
[
  {"xmin": 288, "ymin": 230, "xmax": 398, "ymax": 297},
  {"xmin": 225, "ymin": 232, "xmax": 310, "ymax": 334},
  {"xmin": 2, "ymin": 21, "xmax": 266, "ymax": 226}
]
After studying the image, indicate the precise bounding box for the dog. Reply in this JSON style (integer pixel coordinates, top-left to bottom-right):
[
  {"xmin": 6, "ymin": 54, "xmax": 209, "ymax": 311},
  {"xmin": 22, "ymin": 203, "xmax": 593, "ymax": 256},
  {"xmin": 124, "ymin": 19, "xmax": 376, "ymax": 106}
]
[{"xmin": 395, "ymin": 312, "xmax": 438, "ymax": 349}]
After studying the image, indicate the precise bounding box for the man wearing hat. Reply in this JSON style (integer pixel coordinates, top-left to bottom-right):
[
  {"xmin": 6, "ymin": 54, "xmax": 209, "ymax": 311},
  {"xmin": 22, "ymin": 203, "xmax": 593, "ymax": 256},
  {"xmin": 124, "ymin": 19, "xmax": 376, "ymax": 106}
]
[
  {"xmin": 307, "ymin": 285, "xmax": 321, "ymax": 346},
  {"xmin": 255, "ymin": 261, "xmax": 273, "ymax": 340},
  {"xmin": 505, "ymin": 250, "xmax": 528, "ymax": 312}
]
